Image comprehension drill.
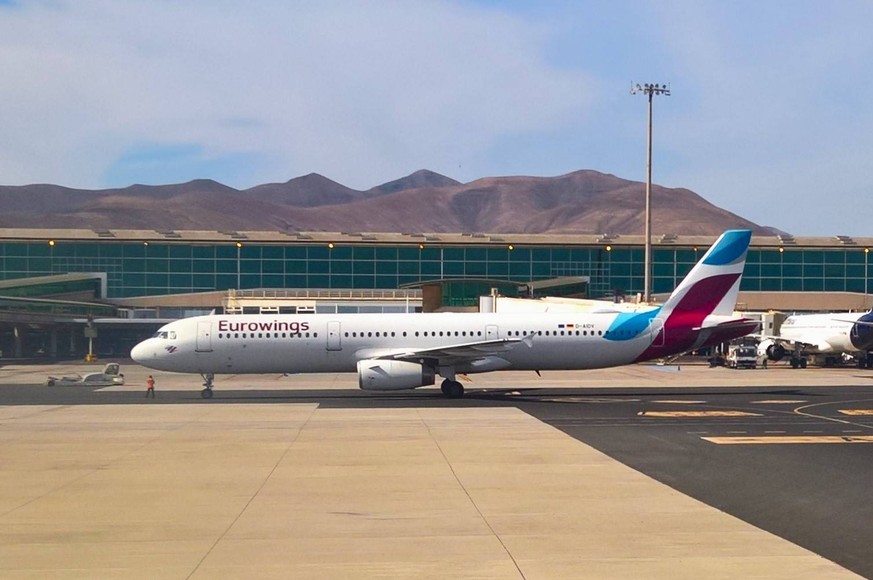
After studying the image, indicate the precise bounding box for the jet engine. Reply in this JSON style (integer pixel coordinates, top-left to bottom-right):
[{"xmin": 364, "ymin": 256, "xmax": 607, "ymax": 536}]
[
  {"xmin": 761, "ymin": 340, "xmax": 786, "ymax": 361},
  {"xmin": 357, "ymin": 359, "xmax": 436, "ymax": 391}
]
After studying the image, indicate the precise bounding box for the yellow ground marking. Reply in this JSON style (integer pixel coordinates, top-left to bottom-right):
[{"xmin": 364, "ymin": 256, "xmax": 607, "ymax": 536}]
[
  {"xmin": 703, "ymin": 435, "xmax": 873, "ymax": 445},
  {"xmin": 750, "ymin": 400, "xmax": 808, "ymax": 404},
  {"xmin": 542, "ymin": 397, "xmax": 641, "ymax": 404},
  {"xmin": 838, "ymin": 409, "xmax": 873, "ymax": 416},
  {"xmin": 638, "ymin": 410, "xmax": 762, "ymax": 417},
  {"xmin": 650, "ymin": 399, "xmax": 707, "ymax": 404}
]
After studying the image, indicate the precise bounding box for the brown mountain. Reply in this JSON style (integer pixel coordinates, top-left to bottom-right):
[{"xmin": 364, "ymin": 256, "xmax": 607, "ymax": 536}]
[{"xmin": 0, "ymin": 169, "xmax": 775, "ymax": 235}]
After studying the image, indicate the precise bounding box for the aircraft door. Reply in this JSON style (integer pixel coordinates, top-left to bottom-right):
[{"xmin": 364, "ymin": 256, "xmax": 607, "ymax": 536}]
[
  {"xmin": 486, "ymin": 324, "xmax": 499, "ymax": 339},
  {"xmin": 649, "ymin": 319, "xmax": 665, "ymax": 347},
  {"xmin": 196, "ymin": 321, "xmax": 213, "ymax": 352},
  {"xmin": 327, "ymin": 321, "xmax": 342, "ymax": 351}
]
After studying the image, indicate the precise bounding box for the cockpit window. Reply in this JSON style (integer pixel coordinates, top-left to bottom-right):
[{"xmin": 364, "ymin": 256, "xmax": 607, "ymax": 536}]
[
  {"xmin": 152, "ymin": 331, "xmax": 169, "ymax": 339},
  {"xmin": 169, "ymin": 331, "xmax": 176, "ymax": 340}
]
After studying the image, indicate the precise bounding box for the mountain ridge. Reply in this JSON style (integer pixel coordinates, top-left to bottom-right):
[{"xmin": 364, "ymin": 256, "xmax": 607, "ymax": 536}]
[{"xmin": 0, "ymin": 169, "xmax": 779, "ymax": 235}]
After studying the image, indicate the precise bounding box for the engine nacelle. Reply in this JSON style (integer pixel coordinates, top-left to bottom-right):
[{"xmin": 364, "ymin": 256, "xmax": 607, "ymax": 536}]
[
  {"xmin": 765, "ymin": 342, "xmax": 787, "ymax": 361},
  {"xmin": 357, "ymin": 359, "xmax": 436, "ymax": 391}
]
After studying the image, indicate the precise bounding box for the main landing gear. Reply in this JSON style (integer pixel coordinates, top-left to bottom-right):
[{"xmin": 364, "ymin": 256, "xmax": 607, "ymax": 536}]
[
  {"xmin": 440, "ymin": 378, "xmax": 464, "ymax": 399},
  {"xmin": 200, "ymin": 373, "xmax": 214, "ymax": 399},
  {"xmin": 789, "ymin": 357, "xmax": 808, "ymax": 369}
]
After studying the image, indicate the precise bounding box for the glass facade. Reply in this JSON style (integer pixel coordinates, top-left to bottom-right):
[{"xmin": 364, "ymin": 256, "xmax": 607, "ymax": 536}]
[
  {"xmin": 0, "ymin": 277, "xmax": 103, "ymax": 299},
  {"xmin": 0, "ymin": 241, "xmax": 870, "ymax": 299}
]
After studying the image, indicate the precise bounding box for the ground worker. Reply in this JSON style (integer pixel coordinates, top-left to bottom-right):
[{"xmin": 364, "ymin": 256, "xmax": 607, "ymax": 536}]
[{"xmin": 146, "ymin": 375, "xmax": 155, "ymax": 398}]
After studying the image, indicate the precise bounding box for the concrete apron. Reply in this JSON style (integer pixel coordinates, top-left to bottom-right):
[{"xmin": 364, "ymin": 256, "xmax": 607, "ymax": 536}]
[{"xmin": 0, "ymin": 404, "xmax": 860, "ymax": 579}]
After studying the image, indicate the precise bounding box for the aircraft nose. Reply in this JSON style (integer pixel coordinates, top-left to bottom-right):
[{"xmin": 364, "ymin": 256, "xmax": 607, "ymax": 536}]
[
  {"xmin": 130, "ymin": 340, "xmax": 152, "ymax": 364},
  {"xmin": 852, "ymin": 312, "xmax": 873, "ymax": 350}
]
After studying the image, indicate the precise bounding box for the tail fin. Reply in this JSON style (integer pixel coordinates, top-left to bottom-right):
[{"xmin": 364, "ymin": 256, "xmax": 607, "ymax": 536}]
[{"xmin": 657, "ymin": 229, "xmax": 752, "ymax": 322}]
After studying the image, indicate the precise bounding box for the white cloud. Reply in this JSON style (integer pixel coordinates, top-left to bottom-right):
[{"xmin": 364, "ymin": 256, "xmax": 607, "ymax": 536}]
[
  {"xmin": 650, "ymin": 1, "xmax": 873, "ymax": 235},
  {"xmin": 3, "ymin": 0, "xmax": 872, "ymax": 236},
  {"xmin": 0, "ymin": 0, "xmax": 593, "ymax": 189}
]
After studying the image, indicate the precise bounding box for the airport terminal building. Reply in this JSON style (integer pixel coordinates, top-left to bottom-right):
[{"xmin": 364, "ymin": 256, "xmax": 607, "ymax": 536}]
[{"xmin": 1, "ymin": 227, "xmax": 871, "ymax": 358}]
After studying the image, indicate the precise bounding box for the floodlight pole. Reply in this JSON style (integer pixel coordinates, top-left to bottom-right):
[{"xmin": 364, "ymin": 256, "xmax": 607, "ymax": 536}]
[
  {"xmin": 866, "ymin": 248, "xmax": 870, "ymax": 304},
  {"xmin": 236, "ymin": 242, "xmax": 242, "ymax": 289},
  {"xmin": 631, "ymin": 82, "xmax": 670, "ymax": 303}
]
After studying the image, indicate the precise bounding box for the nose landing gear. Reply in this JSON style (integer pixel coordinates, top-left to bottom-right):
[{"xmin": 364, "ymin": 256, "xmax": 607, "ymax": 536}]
[{"xmin": 200, "ymin": 373, "xmax": 214, "ymax": 399}]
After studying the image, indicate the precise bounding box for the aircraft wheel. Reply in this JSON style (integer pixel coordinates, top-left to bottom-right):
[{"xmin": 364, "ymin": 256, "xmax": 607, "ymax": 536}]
[
  {"xmin": 201, "ymin": 388, "xmax": 213, "ymax": 399},
  {"xmin": 441, "ymin": 380, "xmax": 464, "ymax": 399}
]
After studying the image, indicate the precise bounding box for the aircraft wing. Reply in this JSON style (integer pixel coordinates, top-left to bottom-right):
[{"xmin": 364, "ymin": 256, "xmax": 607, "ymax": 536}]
[
  {"xmin": 832, "ymin": 318, "xmax": 873, "ymax": 327},
  {"xmin": 361, "ymin": 337, "xmax": 533, "ymax": 365},
  {"xmin": 755, "ymin": 333, "xmax": 806, "ymax": 346},
  {"xmin": 755, "ymin": 333, "xmax": 834, "ymax": 353}
]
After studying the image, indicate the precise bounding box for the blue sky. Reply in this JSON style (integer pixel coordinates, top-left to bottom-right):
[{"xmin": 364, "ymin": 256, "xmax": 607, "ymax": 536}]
[{"xmin": 0, "ymin": 1, "xmax": 871, "ymax": 236}]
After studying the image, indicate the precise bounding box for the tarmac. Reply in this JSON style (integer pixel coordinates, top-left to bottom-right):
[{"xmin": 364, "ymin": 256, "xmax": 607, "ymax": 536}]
[{"xmin": 0, "ymin": 361, "xmax": 867, "ymax": 579}]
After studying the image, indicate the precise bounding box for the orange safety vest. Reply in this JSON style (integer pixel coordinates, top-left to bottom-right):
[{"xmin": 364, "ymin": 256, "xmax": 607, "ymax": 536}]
[{"xmin": 146, "ymin": 377, "xmax": 155, "ymax": 389}]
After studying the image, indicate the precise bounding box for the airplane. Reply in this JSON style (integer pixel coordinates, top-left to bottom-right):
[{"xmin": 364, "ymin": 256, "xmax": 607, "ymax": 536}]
[
  {"xmin": 758, "ymin": 310, "xmax": 873, "ymax": 368},
  {"xmin": 131, "ymin": 229, "xmax": 759, "ymax": 398}
]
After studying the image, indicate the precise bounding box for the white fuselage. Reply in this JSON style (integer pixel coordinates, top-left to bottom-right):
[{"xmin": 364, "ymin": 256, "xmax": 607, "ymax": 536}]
[
  {"xmin": 131, "ymin": 230, "xmax": 759, "ymax": 392},
  {"xmin": 131, "ymin": 311, "xmax": 665, "ymax": 376},
  {"xmin": 780, "ymin": 312, "xmax": 861, "ymax": 353}
]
